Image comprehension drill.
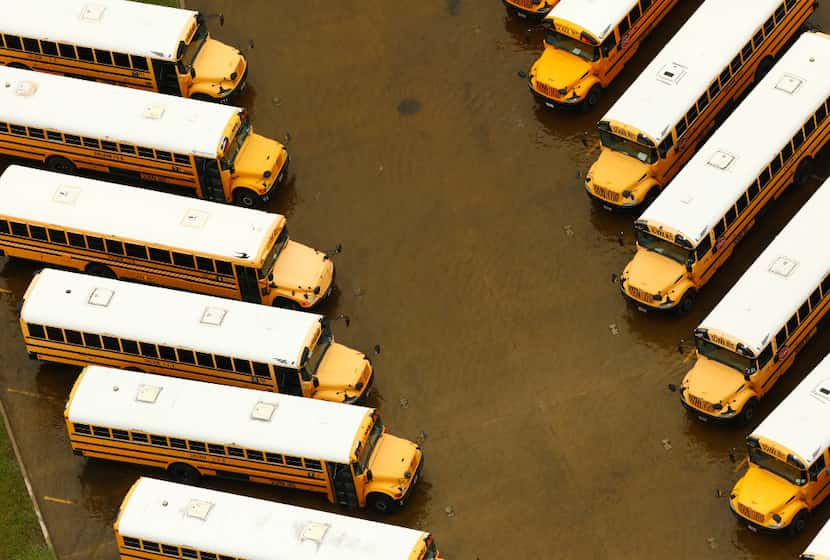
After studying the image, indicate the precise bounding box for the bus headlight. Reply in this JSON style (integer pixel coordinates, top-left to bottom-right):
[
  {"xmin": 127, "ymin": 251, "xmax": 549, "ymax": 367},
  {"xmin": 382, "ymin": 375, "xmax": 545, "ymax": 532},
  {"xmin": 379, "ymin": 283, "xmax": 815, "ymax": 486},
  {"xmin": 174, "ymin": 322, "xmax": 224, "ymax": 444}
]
[
  {"xmin": 772, "ymin": 513, "xmax": 782, "ymax": 523},
  {"xmin": 622, "ymin": 190, "xmax": 634, "ymax": 199}
]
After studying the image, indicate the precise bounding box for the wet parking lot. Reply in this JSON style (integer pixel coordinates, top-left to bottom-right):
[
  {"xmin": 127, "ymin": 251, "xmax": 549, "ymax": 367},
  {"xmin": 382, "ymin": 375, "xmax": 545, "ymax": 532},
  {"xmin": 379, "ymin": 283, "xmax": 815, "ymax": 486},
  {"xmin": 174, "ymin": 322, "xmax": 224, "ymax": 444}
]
[{"xmin": 2, "ymin": 1, "xmax": 830, "ymax": 558}]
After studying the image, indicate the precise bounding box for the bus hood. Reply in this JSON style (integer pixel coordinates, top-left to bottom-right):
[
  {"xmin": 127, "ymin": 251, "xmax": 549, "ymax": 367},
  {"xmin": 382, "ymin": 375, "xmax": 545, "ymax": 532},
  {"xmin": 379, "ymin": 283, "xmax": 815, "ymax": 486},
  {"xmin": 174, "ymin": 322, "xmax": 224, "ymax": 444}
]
[
  {"xmin": 314, "ymin": 343, "xmax": 372, "ymax": 402},
  {"xmin": 193, "ymin": 37, "xmax": 245, "ymax": 85},
  {"xmin": 532, "ymin": 46, "xmax": 591, "ymax": 91},
  {"xmin": 369, "ymin": 433, "xmax": 421, "ymax": 487},
  {"xmin": 682, "ymin": 357, "xmax": 744, "ymax": 407},
  {"xmin": 234, "ymin": 133, "xmax": 286, "ymax": 185},
  {"xmin": 623, "ymin": 249, "xmax": 684, "ymax": 294},
  {"xmin": 272, "ymin": 241, "xmax": 331, "ymax": 295},
  {"xmin": 589, "ymin": 148, "xmax": 648, "ymax": 192},
  {"xmin": 732, "ymin": 466, "xmax": 797, "ymax": 519}
]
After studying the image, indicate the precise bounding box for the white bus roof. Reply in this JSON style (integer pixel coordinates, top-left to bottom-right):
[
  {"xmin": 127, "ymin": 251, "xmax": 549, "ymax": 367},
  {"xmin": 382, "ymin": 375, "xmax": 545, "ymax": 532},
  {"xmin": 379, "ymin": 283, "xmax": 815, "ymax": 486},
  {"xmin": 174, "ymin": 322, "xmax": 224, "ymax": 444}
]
[
  {"xmin": 118, "ymin": 478, "xmax": 428, "ymax": 560},
  {"xmin": 69, "ymin": 367, "xmax": 371, "ymax": 464},
  {"xmin": 0, "ymin": 67, "xmax": 239, "ymax": 158},
  {"xmin": 803, "ymin": 507, "xmax": 830, "ymax": 557},
  {"xmin": 698, "ymin": 178, "xmax": 830, "ymax": 356},
  {"xmin": 639, "ymin": 32, "xmax": 830, "ymax": 245},
  {"xmin": 751, "ymin": 354, "xmax": 830, "ymax": 466},
  {"xmin": 22, "ymin": 269, "xmax": 321, "ymax": 368},
  {"xmin": 0, "ymin": 166, "xmax": 281, "ymax": 264},
  {"xmin": 2, "ymin": 0, "xmax": 198, "ymax": 62},
  {"xmin": 602, "ymin": 0, "xmax": 784, "ymax": 144},
  {"xmin": 547, "ymin": 0, "xmax": 638, "ymax": 42}
]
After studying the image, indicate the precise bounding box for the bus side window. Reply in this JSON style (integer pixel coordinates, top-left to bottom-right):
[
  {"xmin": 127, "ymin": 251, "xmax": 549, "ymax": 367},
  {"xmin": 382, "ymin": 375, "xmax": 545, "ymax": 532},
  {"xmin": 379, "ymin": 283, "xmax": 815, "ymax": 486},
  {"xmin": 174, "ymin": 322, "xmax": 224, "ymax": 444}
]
[
  {"xmin": 94, "ymin": 49, "xmax": 112, "ymax": 65},
  {"xmin": 601, "ymin": 35, "xmax": 616, "ymax": 57},
  {"xmin": 810, "ymin": 288, "xmax": 821, "ymax": 309},
  {"xmin": 822, "ymin": 276, "xmax": 830, "ymax": 298},
  {"xmin": 130, "ymin": 55, "xmax": 149, "ymax": 71},
  {"xmin": 757, "ymin": 345, "xmax": 773, "ymax": 369},
  {"xmin": 57, "ymin": 43, "xmax": 75, "ymax": 58},
  {"xmin": 76, "ymin": 47, "xmax": 95, "ymax": 63},
  {"xmin": 23, "ymin": 38, "xmax": 40, "ymax": 54},
  {"xmin": 695, "ymin": 235, "xmax": 712, "ymax": 259},
  {"xmin": 658, "ymin": 136, "xmax": 674, "ymax": 158},
  {"xmin": 809, "ymin": 454, "xmax": 826, "ymax": 481},
  {"xmin": 641, "ymin": 0, "xmax": 652, "ymax": 10},
  {"xmin": 4, "ymin": 35, "xmax": 22, "ymax": 50},
  {"xmin": 774, "ymin": 327, "xmax": 787, "ymax": 350}
]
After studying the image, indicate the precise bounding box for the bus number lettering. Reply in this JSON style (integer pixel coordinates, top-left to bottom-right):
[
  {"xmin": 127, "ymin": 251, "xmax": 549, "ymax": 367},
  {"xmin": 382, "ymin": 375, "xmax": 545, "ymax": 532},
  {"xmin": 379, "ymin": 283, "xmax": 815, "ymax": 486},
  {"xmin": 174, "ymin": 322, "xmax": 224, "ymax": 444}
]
[
  {"xmin": 555, "ymin": 23, "xmax": 580, "ymax": 39},
  {"xmin": 760, "ymin": 443, "xmax": 786, "ymax": 460},
  {"xmin": 708, "ymin": 333, "xmax": 733, "ymax": 349},
  {"xmin": 648, "ymin": 226, "xmax": 673, "ymax": 241}
]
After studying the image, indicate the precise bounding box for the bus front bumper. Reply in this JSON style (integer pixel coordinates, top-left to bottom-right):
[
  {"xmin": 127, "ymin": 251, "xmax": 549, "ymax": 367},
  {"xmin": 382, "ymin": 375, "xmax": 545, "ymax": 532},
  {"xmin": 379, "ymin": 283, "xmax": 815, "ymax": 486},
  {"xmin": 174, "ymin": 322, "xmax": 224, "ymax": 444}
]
[
  {"xmin": 679, "ymin": 393, "xmax": 737, "ymax": 424},
  {"xmin": 728, "ymin": 502, "xmax": 785, "ymax": 534},
  {"xmin": 398, "ymin": 454, "xmax": 425, "ymax": 507},
  {"xmin": 501, "ymin": 0, "xmax": 550, "ymax": 19},
  {"xmin": 584, "ymin": 187, "xmax": 646, "ymax": 213},
  {"xmin": 261, "ymin": 155, "xmax": 290, "ymax": 204},
  {"xmin": 528, "ymin": 84, "xmax": 585, "ymax": 110},
  {"xmin": 619, "ymin": 284, "xmax": 678, "ymax": 314}
]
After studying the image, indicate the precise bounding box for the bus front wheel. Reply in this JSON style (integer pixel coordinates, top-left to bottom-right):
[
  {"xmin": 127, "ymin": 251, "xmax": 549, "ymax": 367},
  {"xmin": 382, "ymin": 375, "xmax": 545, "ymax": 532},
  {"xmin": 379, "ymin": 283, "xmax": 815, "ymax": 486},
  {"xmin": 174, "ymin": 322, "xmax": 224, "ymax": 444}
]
[
  {"xmin": 233, "ymin": 188, "xmax": 261, "ymax": 209},
  {"xmin": 8, "ymin": 62, "xmax": 31, "ymax": 71},
  {"xmin": 168, "ymin": 463, "xmax": 201, "ymax": 485},
  {"xmin": 789, "ymin": 510, "xmax": 808, "ymax": 537},
  {"xmin": 274, "ymin": 297, "xmax": 302, "ymax": 311},
  {"xmin": 85, "ymin": 263, "xmax": 116, "ymax": 279},
  {"xmin": 46, "ymin": 156, "xmax": 77, "ymax": 174},
  {"xmin": 740, "ymin": 399, "xmax": 758, "ymax": 425},
  {"xmin": 677, "ymin": 291, "xmax": 696, "ymax": 315},
  {"xmin": 367, "ymin": 493, "xmax": 399, "ymax": 515},
  {"xmin": 581, "ymin": 86, "xmax": 602, "ymax": 112}
]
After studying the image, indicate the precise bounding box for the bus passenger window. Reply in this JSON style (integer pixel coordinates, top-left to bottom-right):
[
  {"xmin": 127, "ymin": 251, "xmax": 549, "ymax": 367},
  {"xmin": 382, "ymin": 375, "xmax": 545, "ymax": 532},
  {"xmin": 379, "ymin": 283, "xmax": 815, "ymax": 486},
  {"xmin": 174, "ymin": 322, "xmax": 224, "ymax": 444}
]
[
  {"xmin": 757, "ymin": 345, "xmax": 773, "ymax": 368},
  {"xmin": 67, "ymin": 232, "xmax": 86, "ymax": 247},
  {"xmin": 76, "ymin": 47, "xmax": 95, "ymax": 62},
  {"xmin": 774, "ymin": 5, "xmax": 786, "ymax": 22},
  {"xmin": 741, "ymin": 42, "xmax": 753, "ymax": 62},
  {"xmin": 810, "ymin": 288, "xmax": 822, "ymax": 309},
  {"xmin": 27, "ymin": 127, "xmax": 44, "ymax": 139},
  {"xmin": 736, "ymin": 193, "xmax": 748, "ymax": 214},
  {"xmin": 246, "ymin": 449, "xmax": 264, "ymax": 461},
  {"xmin": 101, "ymin": 140, "xmax": 117, "ymax": 152},
  {"xmin": 130, "ymin": 56, "xmax": 149, "ymax": 71},
  {"xmin": 763, "ymin": 16, "xmax": 775, "ymax": 35},
  {"xmin": 57, "ymin": 43, "xmax": 75, "ymax": 58},
  {"xmin": 215, "ymin": 355, "xmax": 233, "ymax": 370},
  {"xmin": 65, "ymin": 330, "xmax": 83, "ymax": 345},
  {"xmin": 804, "ymin": 117, "xmax": 816, "ymax": 138},
  {"xmin": 747, "ymin": 182, "xmax": 759, "ymax": 201},
  {"xmin": 121, "ymin": 339, "xmax": 140, "ymax": 354},
  {"xmin": 713, "ymin": 220, "xmax": 726, "ymax": 239},
  {"xmin": 770, "ymin": 155, "xmax": 782, "ymax": 175},
  {"xmin": 758, "ymin": 168, "xmax": 772, "ymax": 189},
  {"xmin": 139, "ymin": 342, "xmax": 158, "ymax": 358},
  {"xmin": 232, "ymin": 358, "xmax": 252, "ymax": 375},
  {"xmin": 46, "ymin": 131, "xmax": 62, "ymax": 142},
  {"xmin": 753, "ymin": 30, "xmax": 764, "ymax": 49},
  {"xmin": 10, "ymin": 222, "xmax": 28, "ymax": 237},
  {"xmin": 786, "ymin": 314, "xmax": 798, "ymax": 335},
  {"xmin": 65, "ymin": 134, "xmax": 81, "ymax": 146},
  {"xmin": 816, "ymin": 104, "xmax": 828, "ymax": 124},
  {"xmin": 95, "ymin": 50, "xmax": 112, "ymax": 65},
  {"xmin": 177, "ymin": 349, "xmax": 196, "ymax": 364},
  {"xmin": 4, "ymin": 35, "xmax": 22, "ymax": 50},
  {"xmin": 215, "ymin": 261, "xmax": 233, "ymax": 276},
  {"xmin": 149, "ymin": 247, "xmax": 172, "ymax": 263},
  {"xmin": 113, "ymin": 52, "xmax": 130, "ymax": 67},
  {"xmin": 46, "ymin": 327, "xmax": 64, "ymax": 342},
  {"xmin": 719, "ymin": 68, "xmax": 731, "ymax": 87},
  {"xmin": 195, "ymin": 256, "xmax": 214, "ymax": 272},
  {"xmin": 708, "ymin": 81, "xmax": 721, "ymax": 99},
  {"xmin": 724, "ymin": 207, "xmax": 737, "ymax": 227},
  {"xmin": 780, "ymin": 142, "xmax": 793, "ymax": 162},
  {"xmin": 730, "ymin": 55, "xmax": 742, "ymax": 75},
  {"xmin": 105, "ymin": 239, "xmax": 124, "ymax": 255},
  {"xmin": 158, "ymin": 345, "xmax": 176, "ymax": 361},
  {"xmin": 172, "ymin": 252, "xmax": 195, "ymax": 268},
  {"xmin": 601, "ymin": 35, "xmax": 616, "ymax": 57},
  {"xmin": 29, "ymin": 225, "xmax": 47, "ymax": 240},
  {"xmin": 628, "ymin": 5, "xmax": 641, "ymax": 25},
  {"xmin": 118, "ymin": 143, "xmax": 137, "ymax": 155},
  {"xmin": 696, "ymin": 235, "xmax": 712, "ymax": 259},
  {"xmin": 102, "ymin": 336, "xmax": 120, "ymax": 351},
  {"xmin": 86, "ymin": 236, "xmax": 105, "ymax": 251},
  {"xmin": 125, "ymin": 243, "xmax": 147, "ymax": 259},
  {"xmin": 196, "ymin": 352, "xmax": 214, "ymax": 367},
  {"xmin": 47, "ymin": 229, "xmax": 66, "ymax": 244},
  {"xmin": 618, "ymin": 17, "xmax": 630, "ymax": 37},
  {"xmin": 792, "ymin": 129, "xmax": 805, "ymax": 149},
  {"xmin": 0, "ymin": 220, "xmax": 7, "ymax": 234},
  {"xmin": 798, "ymin": 301, "xmax": 810, "ymax": 321},
  {"xmin": 641, "ymin": 0, "xmax": 652, "ymax": 8},
  {"xmin": 83, "ymin": 333, "xmax": 102, "ymax": 348},
  {"xmin": 809, "ymin": 454, "xmax": 827, "ymax": 481},
  {"xmin": 27, "ymin": 324, "xmax": 46, "ymax": 339},
  {"xmin": 775, "ymin": 328, "xmax": 787, "ymax": 348}
]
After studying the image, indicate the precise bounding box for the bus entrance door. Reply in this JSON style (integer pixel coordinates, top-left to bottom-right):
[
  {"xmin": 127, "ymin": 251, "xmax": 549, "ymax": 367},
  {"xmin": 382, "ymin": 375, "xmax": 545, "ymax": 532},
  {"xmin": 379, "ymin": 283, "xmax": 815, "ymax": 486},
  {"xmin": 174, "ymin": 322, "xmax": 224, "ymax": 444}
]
[
  {"xmin": 329, "ymin": 462, "xmax": 359, "ymax": 509},
  {"xmin": 196, "ymin": 158, "xmax": 227, "ymax": 202}
]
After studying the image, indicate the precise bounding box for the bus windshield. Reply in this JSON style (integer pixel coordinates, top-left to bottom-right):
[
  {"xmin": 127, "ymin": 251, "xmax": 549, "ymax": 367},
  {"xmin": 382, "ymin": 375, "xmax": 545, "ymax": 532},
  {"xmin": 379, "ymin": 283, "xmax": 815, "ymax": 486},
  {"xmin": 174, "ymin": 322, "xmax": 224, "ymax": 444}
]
[
  {"xmin": 544, "ymin": 30, "xmax": 599, "ymax": 62},
  {"xmin": 303, "ymin": 323, "xmax": 332, "ymax": 378},
  {"xmin": 748, "ymin": 447, "xmax": 807, "ymax": 486},
  {"xmin": 600, "ymin": 131, "xmax": 658, "ymax": 163},
  {"xmin": 357, "ymin": 417, "xmax": 384, "ymax": 472},
  {"xmin": 180, "ymin": 23, "xmax": 208, "ymax": 70},
  {"xmin": 258, "ymin": 227, "xmax": 289, "ymax": 279},
  {"xmin": 424, "ymin": 541, "xmax": 438, "ymax": 560},
  {"xmin": 222, "ymin": 118, "xmax": 251, "ymax": 169},
  {"xmin": 696, "ymin": 338, "xmax": 754, "ymax": 374},
  {"xmin": 635, "ymin": 230, "xmax": 691, "ymax": 265}
]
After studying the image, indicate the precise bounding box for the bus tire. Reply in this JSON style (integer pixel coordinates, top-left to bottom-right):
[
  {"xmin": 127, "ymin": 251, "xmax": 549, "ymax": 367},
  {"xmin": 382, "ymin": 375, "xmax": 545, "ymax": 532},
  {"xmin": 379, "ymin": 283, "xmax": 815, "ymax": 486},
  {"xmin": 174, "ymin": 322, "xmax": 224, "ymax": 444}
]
[
  {"xmin": 581, "ymin": 86, "xmax": 602, "ymax": 112},
  {"xmin": 45, "ymin": 156, "xmax": 77, "ymax": 174},
  {"xmin": 367, "ymin": 493, "xmax": 399, "ymax": 514},
  {"xmin": 754, "ymin": 56, "xmax": 775, "ymax": 83},
  {"xmin": 274, "ymin": 297, "xmax": 302, "ymax": 311},
  {"xmin": 232, "ymin": 188, "xmax": 261, "ymax": 209},
  {"xmin": 190, "ymin": 93, "xmax": 214, "ymax": 102},
  {"xmin": 740, "ymin": 398, "xmax": 758, "ymax": 425},
  {"xmin": 788, "ymin": 510, "xmax": 808, "ymax": 537},
  {"xmin": 8, "ymin": 62, "xmax": 31, "ymax": 70},
  {"xmin": 794, "ymin": 158, "xmax": 815, "ymax": 187},
  {"xmin": 168, "ymin": 462, "xmax": 201, "ymax": 485},
  {"xmin": 677, "ymin": 291, "xmax": 696, "ymax": 314},
  {"xmin": 643, "ymin": 188, "xmax": 659, "ymax": 208},
  {"xmin": 85, "ymin": 263, "xmax": 116, "ymax": 279}
]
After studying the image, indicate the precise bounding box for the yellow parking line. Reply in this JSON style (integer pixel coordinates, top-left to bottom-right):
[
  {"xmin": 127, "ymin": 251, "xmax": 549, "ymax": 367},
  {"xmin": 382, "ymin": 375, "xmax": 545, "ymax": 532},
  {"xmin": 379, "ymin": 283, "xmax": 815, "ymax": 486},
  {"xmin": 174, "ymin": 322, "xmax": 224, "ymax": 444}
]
[
  {"xmin": 734, "ymin": 457, "xmax": 748, "ymax": 472},
  {"xmin": 0, "ymin": 287, "xmax": 11, "ymax": 295},
  {"xmin": 43, "ymin": 496, "xmax": 74, "ymax": 505}
]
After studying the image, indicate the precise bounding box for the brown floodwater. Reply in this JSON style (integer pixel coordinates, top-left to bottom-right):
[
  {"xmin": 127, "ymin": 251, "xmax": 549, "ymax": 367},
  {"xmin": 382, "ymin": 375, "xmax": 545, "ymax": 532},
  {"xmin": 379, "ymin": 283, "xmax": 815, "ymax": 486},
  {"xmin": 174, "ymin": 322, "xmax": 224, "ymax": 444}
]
[{"xmin": 1, "ymin": 2, "xmax": 830, "ymax": 558}]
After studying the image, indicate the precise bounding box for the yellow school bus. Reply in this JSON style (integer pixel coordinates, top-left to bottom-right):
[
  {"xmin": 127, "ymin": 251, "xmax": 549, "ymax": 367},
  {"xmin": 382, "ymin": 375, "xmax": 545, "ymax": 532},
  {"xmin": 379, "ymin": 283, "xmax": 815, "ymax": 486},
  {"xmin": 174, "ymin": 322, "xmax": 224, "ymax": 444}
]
[
  {"xmin": 585, "ymin": 0, "xmax": 814, "ymax": 211},
  {"xmin": 679, "ymin": 179, "xmax": 830, "ymax": 423},
  {"xmin": 115, "ymin": 478, "xmax": 443, "ymax": 559},
  {"xmin": 0, "ymin": 0, "xmax": 247, "ymax": 101},
  {"xmin": 0, "ymin": 67, "xmax": 287, "ymax": 207},
  {"xmin": 620, "ymin": 32, "xmax": 830, "ymax": 313},
  {"xmin": 68, "ymin": 367, "xmax": 422, "ymax": 513},
  {"xmin": 529, "ymin": 0, "xmax": 678, "ymax": 110},
  {"xmin": 0, "ymin": 166, "xmax": 333, "ymax": 309},
  {"xmin": 502, "ymin": 0, "xmax": 558, "ymax": 20},
  {"xmin": 730, "ymin": 355, "xmax": 830, "ymax": 536},
  {"xmin": 21, "ymin": 269, "xmax": 373, "ymax": 403}
]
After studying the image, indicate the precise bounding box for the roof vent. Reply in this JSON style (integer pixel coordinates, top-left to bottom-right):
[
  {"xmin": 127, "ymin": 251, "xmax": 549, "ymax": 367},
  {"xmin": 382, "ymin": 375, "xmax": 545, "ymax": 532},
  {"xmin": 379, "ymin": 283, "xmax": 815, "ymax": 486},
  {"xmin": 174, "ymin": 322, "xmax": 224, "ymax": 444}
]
[
  {"xmin": 707, "ymin": 150, "xmax": 735, "ymax": 170},
  {"xmin": 185, "ymin": 499, "xmax": 214, "ymax": 521},
  {"xmin": 181, "ymin": 209, "xmax": 209, "ymax": 229},
  {"xmin": 775, "ymin": 74, "xmax": 803, "ymax": 95},
  {"xmin": 80, "ymin": 3, "xmax": 106, "ymax": 22},
  {"xmin": 15, "ymin": 81, "xmax": 38, "ymax": 97},
  {"xmin": 87, "ymin": 287, "xmax": 114, "ymax": 307},
  {"xmin": 143, "ymin": 103, "xmax": 166, "ymax": 120},
  {"xmin": 200, "ymin": 307, "xmax": 227, "ymax": 326},
  {"xmin": 53, "ymin": 185, "xmax": 81, "ymax": 205},
  {"xmin": 251, "ymin": 401, "xmax": 277, "ymax": 422},
  {"xmin": 136, "ymin": 384, "xmax": 162, "ymax": 404},
  {"xmin": 812, "ymin": 379, "xmax": 830, "ymax": 404},
  {"xmin": 300, "ymin": 522, "xmax": 330, "ymax": 545},
  {"xmin": 657, "ymin": 63, "xmax": 687, "ymax": 85},
  {"xmin": 769, "ymin": 256, "xmax": 798, "ymax": 278}
]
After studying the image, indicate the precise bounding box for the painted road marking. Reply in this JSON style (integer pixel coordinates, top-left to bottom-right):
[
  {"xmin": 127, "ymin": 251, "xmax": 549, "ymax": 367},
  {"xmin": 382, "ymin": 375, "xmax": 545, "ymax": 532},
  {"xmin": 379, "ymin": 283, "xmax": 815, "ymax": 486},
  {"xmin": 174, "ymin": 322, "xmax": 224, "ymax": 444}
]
[
  {"xmin": 43, "ymin": 496, "xmax": 74, "ymax": 505},
  {"xmin": 0, "ymin": 287, "xmax": 11, "ymax": 295},
  {"xmin": 734, "ymin": 457, "xmax": 748, "ymax": 472}
]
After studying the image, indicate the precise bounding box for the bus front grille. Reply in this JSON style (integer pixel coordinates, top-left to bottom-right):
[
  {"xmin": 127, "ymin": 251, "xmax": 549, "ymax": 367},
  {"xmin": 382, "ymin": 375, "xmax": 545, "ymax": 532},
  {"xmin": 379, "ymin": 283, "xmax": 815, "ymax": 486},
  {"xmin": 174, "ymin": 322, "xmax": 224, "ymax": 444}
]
[
  {"xmin": 592, "ymin": 184, "xmax": 620, "ymax": 202},
  {"xmin": 737, "ymin": 502, "xmax": 765, "ymax": 523}
]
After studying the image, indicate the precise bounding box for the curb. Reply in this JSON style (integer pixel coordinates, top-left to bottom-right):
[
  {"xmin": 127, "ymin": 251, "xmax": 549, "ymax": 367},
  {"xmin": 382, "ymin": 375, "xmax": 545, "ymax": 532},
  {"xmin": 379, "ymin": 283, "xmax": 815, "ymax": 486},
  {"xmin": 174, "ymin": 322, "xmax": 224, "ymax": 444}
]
[{"xmin": 0, "ymin": 398, "xmax": 54, "ymax": 555}]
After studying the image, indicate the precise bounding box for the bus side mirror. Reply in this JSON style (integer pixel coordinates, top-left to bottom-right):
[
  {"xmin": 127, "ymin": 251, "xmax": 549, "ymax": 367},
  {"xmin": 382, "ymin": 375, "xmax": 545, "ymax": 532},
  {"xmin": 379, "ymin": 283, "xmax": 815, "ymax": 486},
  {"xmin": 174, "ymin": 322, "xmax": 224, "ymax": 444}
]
[
  {"xmin": 685, "ymin": 259, "xmax": 693, "ymax": 273},
  {"xmin": 190, "ymin": 67, "xmax": 196, "ymax": 78},
  {"xmin": 366, "ymin": 469, "xmax": 373, "ymax": 481}
]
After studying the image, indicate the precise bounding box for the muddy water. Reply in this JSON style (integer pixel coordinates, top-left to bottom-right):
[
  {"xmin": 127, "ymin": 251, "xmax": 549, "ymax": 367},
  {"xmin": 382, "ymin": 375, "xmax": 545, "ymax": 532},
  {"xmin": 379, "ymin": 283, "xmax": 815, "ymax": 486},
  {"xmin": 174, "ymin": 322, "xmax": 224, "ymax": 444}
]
[{"xmin": 2, "ymin": 2, "xmax": 830, "ymax": 558}]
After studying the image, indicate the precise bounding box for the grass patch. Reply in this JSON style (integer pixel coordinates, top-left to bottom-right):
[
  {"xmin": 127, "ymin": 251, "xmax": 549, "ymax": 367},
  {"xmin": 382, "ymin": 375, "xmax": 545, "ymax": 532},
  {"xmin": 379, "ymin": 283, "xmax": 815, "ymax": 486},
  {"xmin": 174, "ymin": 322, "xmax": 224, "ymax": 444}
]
[{"xmin": 0, "ymin": 414, "xmax": 54, "ymax": 560}]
